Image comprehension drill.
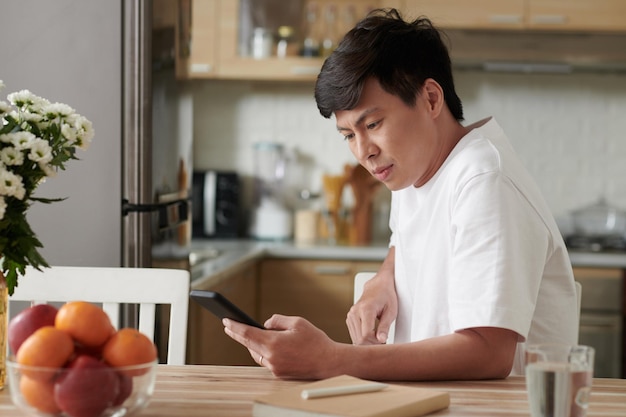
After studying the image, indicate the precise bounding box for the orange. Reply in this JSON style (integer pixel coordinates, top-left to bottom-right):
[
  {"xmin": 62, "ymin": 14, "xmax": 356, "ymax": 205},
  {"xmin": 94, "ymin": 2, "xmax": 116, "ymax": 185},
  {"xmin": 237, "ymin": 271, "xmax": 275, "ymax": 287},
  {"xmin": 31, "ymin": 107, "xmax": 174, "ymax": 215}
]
[
  {"xmin": 16, "ymin": 326, "xmax": 74, "ymax": 381},
  {"xmin": 19, "ymin": 375, "xmax": 61, "ymax": 414},
  {"xmin": 55, "ymin": 301, "xmax": 115, "ymax": 348},
  {"xmin": 102, "ymin": 328, "xmax": 157, "ymax": 375}
]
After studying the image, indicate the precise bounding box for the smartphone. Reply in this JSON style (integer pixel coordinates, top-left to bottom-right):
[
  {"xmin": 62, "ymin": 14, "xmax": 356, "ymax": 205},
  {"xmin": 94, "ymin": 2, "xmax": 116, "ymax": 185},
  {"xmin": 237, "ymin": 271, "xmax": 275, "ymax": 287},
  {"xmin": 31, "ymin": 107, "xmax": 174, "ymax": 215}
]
[{"xmin": 189, "ymin": 290, "xmax": 264, "ymax": 329}]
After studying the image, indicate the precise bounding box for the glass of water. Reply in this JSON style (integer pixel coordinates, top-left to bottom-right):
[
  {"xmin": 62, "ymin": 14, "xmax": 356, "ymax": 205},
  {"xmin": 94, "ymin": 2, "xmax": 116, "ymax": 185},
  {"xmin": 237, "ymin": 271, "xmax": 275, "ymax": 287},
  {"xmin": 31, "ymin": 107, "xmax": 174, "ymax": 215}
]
[{"xmin": 525, "ymin": 344, "xmax": 595, "ymax": 417}]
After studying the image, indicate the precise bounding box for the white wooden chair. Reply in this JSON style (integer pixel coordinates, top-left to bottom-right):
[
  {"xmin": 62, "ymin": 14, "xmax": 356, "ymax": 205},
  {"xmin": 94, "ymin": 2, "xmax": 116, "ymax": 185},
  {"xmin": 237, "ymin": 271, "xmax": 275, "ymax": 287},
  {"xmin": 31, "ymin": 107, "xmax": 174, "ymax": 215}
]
[
  {"xmin": 354, "ymin": 272, "xmax": 582, "ymax": 345},
  {"xmin": 353, "ymin": 272, "xmax": 396, "ymax": 343},
  {"xmin": 9, "ymin": 266, "xmax": 190, "ymax": 365}
]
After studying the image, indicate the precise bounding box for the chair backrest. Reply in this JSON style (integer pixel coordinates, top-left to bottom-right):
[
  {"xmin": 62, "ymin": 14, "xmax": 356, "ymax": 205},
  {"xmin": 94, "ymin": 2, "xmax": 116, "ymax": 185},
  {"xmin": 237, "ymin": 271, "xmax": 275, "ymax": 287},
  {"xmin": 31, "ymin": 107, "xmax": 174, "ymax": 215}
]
[
  {"xmin": 575, "ymin": 280, "xmax": 582, "ymax": 341},
  {"xmin": 9, "ymin": 266, "xmax": 189, "ymax": 365},
  {"xmin": 353, "ymin": 272, "xmax": 396, "ymax": 343}
]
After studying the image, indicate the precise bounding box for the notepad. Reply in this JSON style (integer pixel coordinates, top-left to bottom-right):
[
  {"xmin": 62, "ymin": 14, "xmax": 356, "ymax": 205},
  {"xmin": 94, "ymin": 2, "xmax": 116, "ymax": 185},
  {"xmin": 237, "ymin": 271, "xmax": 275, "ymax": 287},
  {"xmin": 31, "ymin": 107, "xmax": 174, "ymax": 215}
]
[{"xmin": 252, "ymin": 375, "xmax": 450, "ymax": 417}]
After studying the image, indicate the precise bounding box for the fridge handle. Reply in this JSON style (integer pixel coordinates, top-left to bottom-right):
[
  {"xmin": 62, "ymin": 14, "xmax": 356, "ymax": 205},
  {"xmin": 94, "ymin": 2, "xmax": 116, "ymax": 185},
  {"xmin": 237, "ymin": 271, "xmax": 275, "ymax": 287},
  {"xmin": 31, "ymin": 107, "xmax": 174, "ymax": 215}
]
[{"xmin": 122, "ymin": 198, "xmax": 191, "ymax": 230}]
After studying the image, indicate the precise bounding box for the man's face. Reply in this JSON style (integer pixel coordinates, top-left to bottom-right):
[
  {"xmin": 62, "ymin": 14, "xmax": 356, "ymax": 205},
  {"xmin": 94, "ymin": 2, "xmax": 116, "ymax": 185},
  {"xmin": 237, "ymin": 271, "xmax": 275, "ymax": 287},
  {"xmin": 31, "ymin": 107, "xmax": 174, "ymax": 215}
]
[{"xmin": 335, "ymin": 78, "xmax": 447, "ymax": 190}]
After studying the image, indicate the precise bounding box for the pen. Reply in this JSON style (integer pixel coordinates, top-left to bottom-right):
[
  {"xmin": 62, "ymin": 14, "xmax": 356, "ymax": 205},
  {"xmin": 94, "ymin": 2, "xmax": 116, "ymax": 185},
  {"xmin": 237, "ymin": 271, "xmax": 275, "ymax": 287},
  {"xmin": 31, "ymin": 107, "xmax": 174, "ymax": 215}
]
[{"xmin": 301, "ymin": 382, "xmax": 389, "ymax": 399}]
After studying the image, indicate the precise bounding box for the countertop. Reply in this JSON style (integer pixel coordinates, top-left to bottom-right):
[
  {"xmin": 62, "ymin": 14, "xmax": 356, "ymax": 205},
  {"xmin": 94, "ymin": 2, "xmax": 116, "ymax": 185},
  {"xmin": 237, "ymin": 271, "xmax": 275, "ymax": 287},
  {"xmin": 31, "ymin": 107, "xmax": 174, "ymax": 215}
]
[
  {"xmin": 189, "ymin": 238, "xmax": 388, "ymax": 288},
  {"xmin": 189, "ymin": 238, "xmax": 626, "ymax": 289}
]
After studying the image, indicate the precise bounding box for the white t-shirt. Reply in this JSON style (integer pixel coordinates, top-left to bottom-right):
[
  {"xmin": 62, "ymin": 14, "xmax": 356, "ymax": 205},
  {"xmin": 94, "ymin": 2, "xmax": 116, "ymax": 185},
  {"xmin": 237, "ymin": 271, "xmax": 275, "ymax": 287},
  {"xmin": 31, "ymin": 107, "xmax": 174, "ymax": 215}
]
[{"xmin": 389, "ymin": 117, "xmax": 578, "ymax": 375}]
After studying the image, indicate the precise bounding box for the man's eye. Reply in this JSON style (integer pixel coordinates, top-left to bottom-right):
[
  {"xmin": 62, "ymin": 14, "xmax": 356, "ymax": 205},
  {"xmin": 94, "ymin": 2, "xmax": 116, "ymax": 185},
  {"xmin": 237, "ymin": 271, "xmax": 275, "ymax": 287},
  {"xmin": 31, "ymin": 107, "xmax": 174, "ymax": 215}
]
[
  {"xmin": 343, "ymin": 133, "xmax": 355, "ymax": 141},
  {"xmin": 366, "ymin": 120, "xmax": 380, "ymax": 129}
]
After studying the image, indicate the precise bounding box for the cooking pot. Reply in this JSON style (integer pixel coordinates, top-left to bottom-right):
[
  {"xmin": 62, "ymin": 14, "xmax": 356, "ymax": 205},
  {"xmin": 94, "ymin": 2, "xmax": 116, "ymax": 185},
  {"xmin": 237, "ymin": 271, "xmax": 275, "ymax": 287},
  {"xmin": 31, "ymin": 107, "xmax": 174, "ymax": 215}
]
[{"xmin": 571, "ymin": 198, "xmax": 626, "ymax": 237}]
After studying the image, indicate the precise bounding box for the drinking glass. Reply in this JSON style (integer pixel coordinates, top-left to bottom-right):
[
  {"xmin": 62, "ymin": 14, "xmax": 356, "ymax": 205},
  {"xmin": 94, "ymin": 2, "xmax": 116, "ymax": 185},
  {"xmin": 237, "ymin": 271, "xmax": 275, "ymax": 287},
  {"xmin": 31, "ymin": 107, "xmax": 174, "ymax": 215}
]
[{"xmin": 525, "ymin": 344, "xmax": 595, "ymax": 417}]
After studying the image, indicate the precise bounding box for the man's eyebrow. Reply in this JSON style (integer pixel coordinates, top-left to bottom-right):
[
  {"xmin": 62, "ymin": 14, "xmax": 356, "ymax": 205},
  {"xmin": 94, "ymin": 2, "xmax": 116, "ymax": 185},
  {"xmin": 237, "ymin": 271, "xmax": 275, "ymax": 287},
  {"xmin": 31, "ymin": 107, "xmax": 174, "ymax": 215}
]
[{"xmin": 336, "ymin": 108, "xmax": 380, "ymax": 132}]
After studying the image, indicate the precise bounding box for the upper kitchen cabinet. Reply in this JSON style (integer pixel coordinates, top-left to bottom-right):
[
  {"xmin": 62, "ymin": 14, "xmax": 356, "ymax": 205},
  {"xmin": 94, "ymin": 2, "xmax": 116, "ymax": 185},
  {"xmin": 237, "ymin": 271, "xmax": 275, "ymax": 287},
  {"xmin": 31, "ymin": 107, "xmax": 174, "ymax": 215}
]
[
  {"xmin": 187, "ymin": 0, "xmax": 219, "ymax": 78},
  {"xmin": 392, "ymin": 0, "xmax": 526, "ymax": 30},
  {"xmin": 153, "ymin": 0, "xmax": 196, "ymax": 79},
  {"xmin": 398, "ymin": 0, "xmax": 626, "ymax": 32},
  {"xmin": 527, "ymin": 0, "xmax": 626, "ymax": 32},
  {"xmin": 183, "ymin": 0, "xmax": 381, "ymax": 81}
]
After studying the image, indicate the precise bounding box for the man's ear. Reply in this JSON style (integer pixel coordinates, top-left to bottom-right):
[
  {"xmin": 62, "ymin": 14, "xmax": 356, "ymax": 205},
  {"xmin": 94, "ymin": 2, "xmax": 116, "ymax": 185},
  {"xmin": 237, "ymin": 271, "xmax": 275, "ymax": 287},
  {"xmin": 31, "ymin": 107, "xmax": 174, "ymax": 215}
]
[{"xmin": 422, "ymin": 78, "xmax": 444, "ymax": 118}]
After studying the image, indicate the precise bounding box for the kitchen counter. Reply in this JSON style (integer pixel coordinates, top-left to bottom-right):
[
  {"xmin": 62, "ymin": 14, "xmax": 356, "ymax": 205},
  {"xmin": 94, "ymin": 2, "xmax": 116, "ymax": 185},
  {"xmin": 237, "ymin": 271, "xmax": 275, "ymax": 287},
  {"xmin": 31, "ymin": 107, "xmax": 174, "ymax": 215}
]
[
  {"xmin": 189, "ymin": 239, "xmax": 389, "ymax": 288},
  {"xmin": 568, "ymin": 250, "xmax": 626, "ymax": 269},
  {"xmin": 189, "ymin": 239, "xmax": 626, "ymax": 288}
]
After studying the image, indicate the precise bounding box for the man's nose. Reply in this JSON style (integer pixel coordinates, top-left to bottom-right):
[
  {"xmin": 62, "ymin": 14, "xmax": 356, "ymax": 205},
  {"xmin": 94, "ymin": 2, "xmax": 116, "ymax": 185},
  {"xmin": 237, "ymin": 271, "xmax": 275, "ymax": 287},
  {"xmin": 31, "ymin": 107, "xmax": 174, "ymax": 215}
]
[{"xmin": 354, "ymin": 135, "xmax": 378, "ymax": 161}]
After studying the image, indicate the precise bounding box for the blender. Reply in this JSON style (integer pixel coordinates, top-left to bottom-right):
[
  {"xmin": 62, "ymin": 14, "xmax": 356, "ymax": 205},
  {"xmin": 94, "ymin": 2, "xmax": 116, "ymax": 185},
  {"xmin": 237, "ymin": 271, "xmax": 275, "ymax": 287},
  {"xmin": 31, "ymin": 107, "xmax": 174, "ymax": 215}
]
[{"xmin": 249, "ymin": 142, "xmax": 293, "ymax": 240}]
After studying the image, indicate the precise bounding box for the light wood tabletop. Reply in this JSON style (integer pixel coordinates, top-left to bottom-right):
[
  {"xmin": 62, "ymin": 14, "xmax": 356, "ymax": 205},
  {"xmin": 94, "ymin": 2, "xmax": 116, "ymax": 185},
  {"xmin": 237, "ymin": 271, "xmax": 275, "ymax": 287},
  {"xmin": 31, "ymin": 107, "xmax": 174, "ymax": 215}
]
[{"xmin": 1, "ymin": 365, "xmax": 625, "ymax": 416}]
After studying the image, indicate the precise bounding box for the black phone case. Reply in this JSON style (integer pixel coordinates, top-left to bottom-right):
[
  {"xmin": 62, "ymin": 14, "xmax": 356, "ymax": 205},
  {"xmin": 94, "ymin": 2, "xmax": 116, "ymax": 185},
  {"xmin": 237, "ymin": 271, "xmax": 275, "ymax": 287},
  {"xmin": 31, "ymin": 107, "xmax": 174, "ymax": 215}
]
[{"xmin": 189, "ymin": 290, "xmax": 264, "ymax": 329}]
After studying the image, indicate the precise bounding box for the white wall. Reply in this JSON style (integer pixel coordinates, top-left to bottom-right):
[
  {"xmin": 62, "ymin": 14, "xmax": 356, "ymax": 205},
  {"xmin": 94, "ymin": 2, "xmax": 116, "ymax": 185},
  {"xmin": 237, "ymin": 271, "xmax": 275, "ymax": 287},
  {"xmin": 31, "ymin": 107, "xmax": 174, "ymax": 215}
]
[
  {"xmin": 192, "ymin": 70, "xmax": 626, "ymax": 227},
  {"xmin": 0, "ymin": 0, "xmax": 122, "ymax": 266}
]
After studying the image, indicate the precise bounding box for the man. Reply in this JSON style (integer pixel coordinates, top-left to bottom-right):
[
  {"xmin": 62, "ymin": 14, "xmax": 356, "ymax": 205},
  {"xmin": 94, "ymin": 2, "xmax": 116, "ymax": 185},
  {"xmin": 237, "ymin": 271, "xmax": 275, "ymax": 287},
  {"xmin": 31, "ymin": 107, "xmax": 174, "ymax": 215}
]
[{"xmin": 224, "ymin": 9, "xmax": 578, "ymax": 381}]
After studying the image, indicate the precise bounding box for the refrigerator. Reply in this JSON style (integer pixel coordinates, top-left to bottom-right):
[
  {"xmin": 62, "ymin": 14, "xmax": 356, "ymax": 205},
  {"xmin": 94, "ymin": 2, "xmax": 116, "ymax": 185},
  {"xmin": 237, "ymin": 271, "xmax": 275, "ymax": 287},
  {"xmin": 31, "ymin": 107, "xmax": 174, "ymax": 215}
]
[{"xmin": 0, "ymin": 1, "xmax": 193, "ymax": 273}]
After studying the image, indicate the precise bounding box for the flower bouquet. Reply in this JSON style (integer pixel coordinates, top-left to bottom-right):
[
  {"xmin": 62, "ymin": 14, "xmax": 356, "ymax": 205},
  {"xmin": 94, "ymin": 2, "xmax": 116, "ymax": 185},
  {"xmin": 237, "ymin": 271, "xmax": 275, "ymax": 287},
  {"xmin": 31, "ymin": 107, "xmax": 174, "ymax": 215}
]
[{"xmin": 0, "ymin": 80, "xmax": 94, "ymax": 295}]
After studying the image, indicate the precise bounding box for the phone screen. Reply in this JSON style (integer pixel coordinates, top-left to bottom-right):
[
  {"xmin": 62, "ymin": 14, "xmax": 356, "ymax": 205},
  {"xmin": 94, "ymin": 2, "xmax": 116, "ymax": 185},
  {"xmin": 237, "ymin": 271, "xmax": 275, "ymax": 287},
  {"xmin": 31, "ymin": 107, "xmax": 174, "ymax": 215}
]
[{"xmin": 189, "ymin": 290, "xmax": 264, "ymax": 329}]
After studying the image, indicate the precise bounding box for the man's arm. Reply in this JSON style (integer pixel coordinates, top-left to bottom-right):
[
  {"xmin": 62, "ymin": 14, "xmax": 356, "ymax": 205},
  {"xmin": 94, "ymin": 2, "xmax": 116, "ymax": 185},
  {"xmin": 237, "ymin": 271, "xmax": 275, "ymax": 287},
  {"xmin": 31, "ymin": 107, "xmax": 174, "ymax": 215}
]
[{"xmin": 347, "ymin": 247, "xmax": 397, "ymax": 344}]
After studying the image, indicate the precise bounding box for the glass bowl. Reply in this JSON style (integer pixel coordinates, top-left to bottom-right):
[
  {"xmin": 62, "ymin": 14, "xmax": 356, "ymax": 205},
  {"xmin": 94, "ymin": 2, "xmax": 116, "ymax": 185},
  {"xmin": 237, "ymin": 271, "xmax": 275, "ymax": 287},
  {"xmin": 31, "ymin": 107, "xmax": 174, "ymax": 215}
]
[{"xmin": 6, "ymin": 357, "xmax": 157, "ymax": 417}]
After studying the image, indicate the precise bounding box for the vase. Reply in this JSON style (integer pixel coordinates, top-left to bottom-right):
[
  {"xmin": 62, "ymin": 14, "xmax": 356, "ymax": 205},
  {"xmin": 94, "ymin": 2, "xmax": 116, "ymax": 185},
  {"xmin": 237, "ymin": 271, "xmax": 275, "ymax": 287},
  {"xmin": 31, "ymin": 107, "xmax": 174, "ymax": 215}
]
[{"xmin": 0, "ymin": 271, "xmax": 7, "ymax": 390}]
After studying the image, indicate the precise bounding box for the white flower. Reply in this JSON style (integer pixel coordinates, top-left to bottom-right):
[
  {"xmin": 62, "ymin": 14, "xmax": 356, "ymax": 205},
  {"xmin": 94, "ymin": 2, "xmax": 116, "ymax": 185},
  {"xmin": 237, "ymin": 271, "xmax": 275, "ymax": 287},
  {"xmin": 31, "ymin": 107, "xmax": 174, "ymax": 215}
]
[
  {"xmin": 38, "ymin": 161, "xmax": 57, "ymax": 178},
  {"xmin": 0, "ymin": 169, "xmax": 26, "ymax": 200},
  {"xmin": 18, "ymin": 110, "xmax": 43, "ymax": 124},
  {"xmin": 28, "ymin": 138, "xmax": 53, "ymax": 164},
  {"xmin": 0, "ymin": 100, "xmax": 10, "ymax": 116},
  {"xmin": 0, "ymin": 80, "xmax": 5, "ymax": 90},
  {"xmin": 61, "ymin": 122, "xmax": 77, "ymax": 142},
  {"xmin": 44, "ymin": 102, "xmax": 75, "ymax": 120},
  {"xmin": 7, "ymin": 131, "xmax": 37, "ymax": 150},
  {"xmin": 8, "ymin": 90, "xmax": 38, "ymax": 109},
  {"xmin": 0, "ymin": 196, "xmax": 6, "ymax": 220},
  {"xmin": 0, "ymin": 146, "xmax": 24, "ymax": 166},
  {"xmin": 74, "ymin": 116, "xmax": 94, "ymax": 149}
]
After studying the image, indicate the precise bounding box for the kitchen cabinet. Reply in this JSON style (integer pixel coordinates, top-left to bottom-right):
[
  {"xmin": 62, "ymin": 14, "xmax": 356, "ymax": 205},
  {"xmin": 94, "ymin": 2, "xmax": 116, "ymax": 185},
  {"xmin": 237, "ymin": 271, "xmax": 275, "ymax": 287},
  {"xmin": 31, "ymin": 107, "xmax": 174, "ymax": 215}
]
[
  {"xmin": 186, "ymin": 259, "xmax": 258, "ymax": 365},
  {"xmin": 152, "ymin": 0, "xmax": 195, "ymax": 79},
  {"xmin": 572, "ymin": 267, "xmax": 625, "ymax": 378},
  {"xmin": 182, "ymin": 0, "xmax": 381, "ymax": 81},
  {"xmin": 257, "ymin": 259, "xmax": 381, "ymax": 343},
  {"xmin": 172, "ymin": 0, "xmax": 626, "ymax": 81},
  {"xmin": 398, "ymin": 0, "xmax": 626, "ymax": 32},
  {"xmin": 186, "ymin": 0, "xmax": 219, "ymax": 78}
]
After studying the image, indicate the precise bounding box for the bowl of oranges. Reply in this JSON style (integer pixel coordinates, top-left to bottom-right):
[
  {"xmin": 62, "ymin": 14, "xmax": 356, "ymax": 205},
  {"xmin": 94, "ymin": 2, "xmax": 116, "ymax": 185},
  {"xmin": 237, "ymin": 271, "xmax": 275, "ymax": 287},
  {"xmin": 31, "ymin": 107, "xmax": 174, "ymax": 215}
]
[{"xmin": 6, "ymin": 301, "xmax": 158, "ymax": 417}]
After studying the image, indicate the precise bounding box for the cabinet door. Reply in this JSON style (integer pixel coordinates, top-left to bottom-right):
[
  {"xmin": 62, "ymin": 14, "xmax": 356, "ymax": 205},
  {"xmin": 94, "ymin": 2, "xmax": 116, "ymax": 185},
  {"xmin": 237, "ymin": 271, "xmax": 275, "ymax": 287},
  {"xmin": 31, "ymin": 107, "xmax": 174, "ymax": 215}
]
[
  {"xmin": 186, "ymin": 0, "xmax": 219, "ymax": 78},
  {"xmin": 216, "ymin": 0, "xmax": 324, "ymax": 80},
  {"xmin": 528, "ymin": 0, "xmax": 626, "ymax": 32},
  {"xmin": 186, "ymin": 261, "xmax": 258, "ymax": 365},
  {"xmin": 401, "ymin": 0, "xmax": 525, "ymax": 29},
  {"xmin": 216, "ymin": 0, "xmax": 381, "ymax": 81},
  {"xmin": 258, "ymin": 259, "xmax": 354, "ymax": 343}
]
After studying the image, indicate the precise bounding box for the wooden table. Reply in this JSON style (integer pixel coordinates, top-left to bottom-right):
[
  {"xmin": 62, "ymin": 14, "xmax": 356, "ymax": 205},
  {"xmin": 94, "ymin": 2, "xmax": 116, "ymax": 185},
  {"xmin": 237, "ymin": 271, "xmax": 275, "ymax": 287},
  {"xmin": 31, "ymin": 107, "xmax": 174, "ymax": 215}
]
[{"xmin": 1, "ymin": 365, "xmax": 625, "ymax": 416}]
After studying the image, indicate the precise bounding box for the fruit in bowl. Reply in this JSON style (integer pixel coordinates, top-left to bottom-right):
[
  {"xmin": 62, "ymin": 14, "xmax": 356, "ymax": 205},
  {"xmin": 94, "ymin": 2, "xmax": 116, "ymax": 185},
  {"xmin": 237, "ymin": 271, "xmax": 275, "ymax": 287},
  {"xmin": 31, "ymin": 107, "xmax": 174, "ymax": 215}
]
[{"xmin": 6, "ymin": 302, "xmax": 158, "ymax": 417}]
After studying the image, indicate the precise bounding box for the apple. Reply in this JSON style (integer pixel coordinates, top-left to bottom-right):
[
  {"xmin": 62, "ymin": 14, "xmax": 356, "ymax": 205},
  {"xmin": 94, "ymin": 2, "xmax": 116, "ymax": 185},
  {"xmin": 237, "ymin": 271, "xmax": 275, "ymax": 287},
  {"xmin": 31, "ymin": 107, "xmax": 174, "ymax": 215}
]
[
  {"xmin": 8, "ymin": 304, "xmax": 58, "ymax": 354},
  {"xmin": 54, "ymin": 355, "xmax": 120, "ymax": 417}
]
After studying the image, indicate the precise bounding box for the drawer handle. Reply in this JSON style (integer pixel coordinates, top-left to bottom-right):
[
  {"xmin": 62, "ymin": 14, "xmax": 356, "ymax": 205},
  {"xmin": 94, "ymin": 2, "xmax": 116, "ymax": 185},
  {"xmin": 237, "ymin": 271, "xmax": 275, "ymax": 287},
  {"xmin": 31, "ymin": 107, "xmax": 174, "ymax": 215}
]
[
  {"xmin": 531, "ymin": 15, "xmax": 567, "ymax": 25},
  {"xmin": 291, "ymin": 66, "xmax": 322, "ymax": 75},
  {"xmin": 314, "ymin": 266, "xmax": 350, "ymax": 275},
  {"xmin": 190, "ymin": 63, "xmax": 213, "ymax": 73},
  {"xmin": 488, "ymin": 14, "xmax": 523, "ymax": 25}
]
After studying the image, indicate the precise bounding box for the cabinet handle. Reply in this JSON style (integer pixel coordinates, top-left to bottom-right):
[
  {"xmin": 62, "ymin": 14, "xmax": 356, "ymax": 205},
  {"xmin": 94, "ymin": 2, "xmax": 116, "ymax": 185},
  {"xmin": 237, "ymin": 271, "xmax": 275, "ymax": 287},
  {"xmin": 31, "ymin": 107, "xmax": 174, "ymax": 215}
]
[
  {"xmin": 190, "ymin": 63, "xmax": 213, "ymax": 74},
  {"xmin": 531, "ymin": 15, "xmax": 567, "ymax": 25},
  {"xmin": 314, "ymin": 266, "xmax": 350, "ymax": 275},
  {"xmin": 291, "ymin": 66, "xmax": 322, "ymax": 76},
  {"xmin": 488, "ymin": 15, "xmax": 523, "ymax": 25}
]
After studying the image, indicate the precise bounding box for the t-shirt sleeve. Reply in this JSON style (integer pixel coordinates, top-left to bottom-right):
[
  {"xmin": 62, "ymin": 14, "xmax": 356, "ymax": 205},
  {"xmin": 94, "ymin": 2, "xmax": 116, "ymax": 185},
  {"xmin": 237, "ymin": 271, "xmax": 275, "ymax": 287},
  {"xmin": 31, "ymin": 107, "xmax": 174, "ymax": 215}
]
[{"xmin": 448, "ymin": 171, "xmax": 550, "ymax": 340}]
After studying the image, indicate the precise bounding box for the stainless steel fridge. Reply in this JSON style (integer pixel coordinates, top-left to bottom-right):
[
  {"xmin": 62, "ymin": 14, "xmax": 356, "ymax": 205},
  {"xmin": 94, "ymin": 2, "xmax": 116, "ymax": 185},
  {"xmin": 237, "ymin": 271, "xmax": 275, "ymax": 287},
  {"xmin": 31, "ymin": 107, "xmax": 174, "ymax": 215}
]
[{"xmin": 0, "ymin": 0, "xmax": 192, "ymax": 277}]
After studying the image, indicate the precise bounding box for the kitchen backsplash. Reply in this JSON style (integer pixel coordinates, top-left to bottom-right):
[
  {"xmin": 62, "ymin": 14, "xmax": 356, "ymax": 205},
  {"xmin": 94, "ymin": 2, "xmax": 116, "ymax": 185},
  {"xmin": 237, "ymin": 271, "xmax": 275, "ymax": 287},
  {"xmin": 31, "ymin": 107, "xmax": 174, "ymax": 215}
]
[{"xmin": 192, "ymin": 70, "xmax": 626, "ymax": 227}]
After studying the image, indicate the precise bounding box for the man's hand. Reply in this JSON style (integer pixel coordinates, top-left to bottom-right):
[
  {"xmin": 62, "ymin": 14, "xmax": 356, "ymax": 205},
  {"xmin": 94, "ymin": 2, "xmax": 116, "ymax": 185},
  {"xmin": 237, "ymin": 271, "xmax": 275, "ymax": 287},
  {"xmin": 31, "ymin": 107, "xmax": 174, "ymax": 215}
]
[{"xmin": 223, "ymin": 314, "xmax": 340, "ymax": 380}]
